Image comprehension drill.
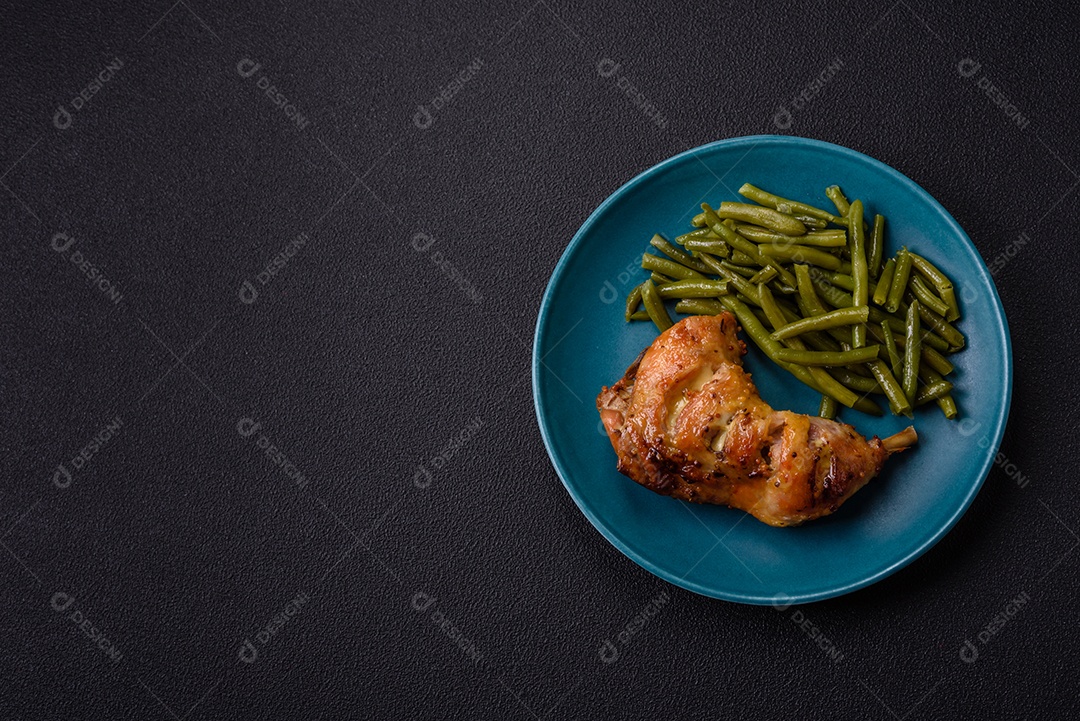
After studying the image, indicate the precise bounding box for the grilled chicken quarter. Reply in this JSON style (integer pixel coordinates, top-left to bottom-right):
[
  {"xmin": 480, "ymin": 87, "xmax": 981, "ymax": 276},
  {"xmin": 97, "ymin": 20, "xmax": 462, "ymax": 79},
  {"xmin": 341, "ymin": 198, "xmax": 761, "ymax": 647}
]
[{"xmin": 597, "ymin": 313, "xmax": 916, "ymax": 527}]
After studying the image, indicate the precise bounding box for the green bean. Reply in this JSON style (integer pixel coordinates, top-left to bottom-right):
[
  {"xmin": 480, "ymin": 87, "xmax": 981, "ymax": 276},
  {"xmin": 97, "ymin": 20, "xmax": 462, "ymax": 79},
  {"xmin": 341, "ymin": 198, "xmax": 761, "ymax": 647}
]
[
  {"xmin": 758, "ymin": 244, "xmax": 843, "ymax": 270},
  {"xmin": 829, "ymin": 367, "xmax": 881, "ymax": 393},
  {"xmin": 885, "ymin": 247, "xmax": 913, "ymax": 313},
  {"xmin": 907, "ymin": 252, "xmax": 952, "ymax": 287},
  {"xmin": 675, "ymin": 298, "xmax": 726, "ymax": 316},
  {"xmin": 908, "ymin": 275, "xmax": 951, "ymax": 318},
  {"xmin": 868, "ymin": 214, "xmax": 885, "ymax": 279},
  {"xmin": 719, "ymin": 259, "xmax": 758, "ymax": 278},
  {"xmin": 880, "ymin": 321, "xmax": 902, "ymax": 379},
  {"xmin": 718, "ymin": 296, "xmax": 783, "ymax": 355},
  {"xmin": 834, "ymin": 389, "xmax": 882, "ymax": 415},
  {"xmin": 902, "ymin": 300, "xmax": 921, "ymax": 403},
  {"xmin": 793, "ymin": 291, "xmax": 823, "ymax": 323},
  {"xmin": 867, "ymin": 322, "xmax": 953, "ymax": 375},
  {"xmin": 825, "ymin": 185, "xmax": 851, "ymax": 217},
  {"xmin": 915, "ymin": 379, "xmax": 953, "ymax": 405},
  {"xmin": 624, "ymin": 284, "xmax": 643, "ymax": 321},
  {"xmin": 795, "ymin": 265, "xmax": 829, "ymax": 317},
  {"xmin": 775, "ymin": 345, "xmax": 880, "ymax": 366},
  {"xmin": 703, "ymin": 257, "xmax": 761, "ymax": 306},
  {"xmin": 765, "ymin": 271, "xmax": 797, "ymax": 295},
  {"xmin": 942, "ymin": 286, "xmax": 960, "ymax": 322},
  {"xmin": 784, "ymin": 300, "xmax": 842, "ymax": 351},
  {"xmin": 804, "ymin": 332, "xmax": 846, "ymax": 355},
  {"xmin": 749, "ymin": 266, "xmax": 778, "ymax": 285},
  {"xmin": 703, "ymin": 204, "xmax": 798, "ymax": 287},
  {"xmin": 916, "ymin": 302, "xmax": 965, "ymax": 350},
  {"xmin": 910, "ymin": 253, "xmax": 959, "ymax": 321},
  {"xmin": 717, "ymin": 201, "xmax": 806, "ymax": 235},
  {"xmin": 756, "ymin": 282, "xmax": 786, "ymax": 330},
  {"xmin": 737, "ymin": 226, "xmax": 847, "ymax": 247},
  {"xmin": 770, "ymin": 306, "xmax": 869, "ymax": 340},
  {"xmin": 747, "ymin": 256, "xmax": 796, "ymax": 291},
  {"xmin": 872, "ymin": 258, "xmax": 896, "ymax": 306},
  {"xmin": 738, "ymin": 183, "xmax": 841, "ymax": 223},
  {"xmin": 626, "ymin": 182, "xmax": 966, "ymax": 419},
  {"xmin": 683, "ymin": 238, "xmax": 730, "ymax": 257},
  {"xmin": 756, "ymin": 285, "xmax": 871, "ymax": 412},
  {"xmin": 818, "ymin": 395, "xmax": 838, "ymax": 419},
  {"xmin": 810, "ymin": 273, "xmax": 854, "ymax": 310},
  {"xmin": 918, "ymin": 365, "xmax": 945, "ymax": 385},
  {"xmin": 785, "ymin": 316, "xmax": 838, "ymax": 347},
  {"xmin": 842, "ymin": 393, "xmax": 882, "ymax": 415},
  {"xmin": 806, "ymin": 230, "xmax": 848, "ymax": 246},
  {"xmin": 843, "ymin": 359, "xmax": 874, "ymax": 376},
  {"xmin": 917, "ymin": 367, "xmax": 954, "ymax": 418},
  {"xmin": 786, "ymin": 287, "xmax": 825, "ymax": 325},
  {"xmin": 732, "ymin": 224, "xmax": 787, "ymax": 243},
  {"xmin": 769, "ymin": 277, "xmax": 797, "ymax": 296},
  {"xmin": 701, "ymin": 205, "xmax": 743, "ymax": 247},
  {"xmin": 641, "ymin": 252, "xmax": 704, "ymax": 280},
  {"xmin": 868, "ymin": 359, "xmax": 912, "ymax": 416},
  {"xmin": 819, "ymin": 271, "xmax": 854, "ymax": 291},
  {"xmin": 937, "ymin": 394, "xmax": 959, "ymax": 420},
  {"xmin": 920, "ymin": 345, "xmax": 954, "ymax": 376},
  {"xmin": 770, "ymin": 292, "xmax": 798, "ymax": 317},
  {"xmin": 826, "ymin": 330, "xmax": 852, "ymax": 350},
  {"xmin": 848, "ymin": 200, "xmax": 869, "ymax": 349},
  {"xmin": 657, "ymin": 279, "xmax": 730, "ymax": 299},
  {"xmin": 809, "ymin": 276, "xmax": 952, "ymax": 351},
  {"xmin": 852, "ymin": 322, "xmax": 868, "ymax": 349},
  {"xmin": 649, "ymin": 234, "xmax": 712, "ymax": 274},
  {"xmin": 804, "ymin": 218, "xmax": 831, "ymax": 232},
  {"xmin": 774, "ymin": 204, "xmax": 829, "ymax": 230},
  {"xmin": 876, "ymin": 305, "xmax": 950, "ymax": 353},
  {"xmin": 765, "ymin": 287, "xmax": 812, "ymax": 334},
  {"xmin": 675, "ymin": 227, "xmax": 716, "ymax": 245},
  {"xmin": 640, "ymin": 279, "xmax": 672, "ymax": 332},
  {"xmin": 750, "ymin": 307, "xmax": 772, "ymax": 328},
  {"xmin": 943, "ymin": 294, "xmax": 961, "ymax": 323}
]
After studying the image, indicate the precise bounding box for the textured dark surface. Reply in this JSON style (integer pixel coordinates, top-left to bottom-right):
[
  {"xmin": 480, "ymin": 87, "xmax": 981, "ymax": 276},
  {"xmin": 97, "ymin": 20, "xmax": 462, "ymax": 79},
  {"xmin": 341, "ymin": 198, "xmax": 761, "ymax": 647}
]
[{"xmin": 1, "ymin": 0, "xmax": 1077, "ymax": 718}]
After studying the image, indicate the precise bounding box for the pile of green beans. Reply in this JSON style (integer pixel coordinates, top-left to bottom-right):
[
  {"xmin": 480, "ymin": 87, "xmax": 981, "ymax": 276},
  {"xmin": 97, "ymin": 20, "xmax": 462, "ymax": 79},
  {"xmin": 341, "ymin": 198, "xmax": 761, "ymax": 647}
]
[{"xmin": 625, "ymin": 182, "xmax": 966, "ymax": 420}]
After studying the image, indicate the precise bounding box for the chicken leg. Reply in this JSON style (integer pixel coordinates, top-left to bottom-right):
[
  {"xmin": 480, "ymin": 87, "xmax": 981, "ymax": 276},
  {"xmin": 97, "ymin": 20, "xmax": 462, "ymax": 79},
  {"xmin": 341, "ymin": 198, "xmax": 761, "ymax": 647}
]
[{"xmin": 597, "ymin": 313, "xmax": 916, "ymax": 527}]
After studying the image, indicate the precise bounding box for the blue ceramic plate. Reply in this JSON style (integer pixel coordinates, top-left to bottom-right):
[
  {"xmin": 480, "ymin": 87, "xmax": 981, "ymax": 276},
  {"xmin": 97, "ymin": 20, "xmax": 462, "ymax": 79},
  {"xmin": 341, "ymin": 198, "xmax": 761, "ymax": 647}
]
[{"xmin": 532, "ymin": 135, "xmax": 1012, "ymax": 605}]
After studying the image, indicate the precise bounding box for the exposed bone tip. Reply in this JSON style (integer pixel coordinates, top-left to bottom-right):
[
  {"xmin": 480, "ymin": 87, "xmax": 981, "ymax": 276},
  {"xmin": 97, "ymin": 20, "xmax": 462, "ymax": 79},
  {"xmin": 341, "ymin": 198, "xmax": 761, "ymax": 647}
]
[{"xmin": 882, "ymin": 426, "xmax": 918, "ymax": 452}]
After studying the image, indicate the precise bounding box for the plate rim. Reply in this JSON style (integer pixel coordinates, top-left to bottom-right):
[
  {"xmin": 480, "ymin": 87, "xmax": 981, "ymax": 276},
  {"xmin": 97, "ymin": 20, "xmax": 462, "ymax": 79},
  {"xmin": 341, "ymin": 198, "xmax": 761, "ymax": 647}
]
[{"xmin": 532, "ymin": 134, "xmax": 1014, "ymax": 605}]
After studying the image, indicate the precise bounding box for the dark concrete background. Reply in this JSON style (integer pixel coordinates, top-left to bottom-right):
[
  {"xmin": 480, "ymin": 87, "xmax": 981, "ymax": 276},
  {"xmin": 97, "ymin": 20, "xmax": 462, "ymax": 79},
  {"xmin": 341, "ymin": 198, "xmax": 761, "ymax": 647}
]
[{"xmin": 2, "ymin": 0, "xmax": 1077, "ymax": 718}]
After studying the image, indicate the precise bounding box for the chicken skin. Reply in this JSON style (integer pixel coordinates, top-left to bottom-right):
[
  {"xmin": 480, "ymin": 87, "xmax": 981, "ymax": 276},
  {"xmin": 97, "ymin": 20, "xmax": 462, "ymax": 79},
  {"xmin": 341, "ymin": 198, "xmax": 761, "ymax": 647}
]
[{"xmin": 597, "ymin": 313, "xmax": 916, "ymax": 527}]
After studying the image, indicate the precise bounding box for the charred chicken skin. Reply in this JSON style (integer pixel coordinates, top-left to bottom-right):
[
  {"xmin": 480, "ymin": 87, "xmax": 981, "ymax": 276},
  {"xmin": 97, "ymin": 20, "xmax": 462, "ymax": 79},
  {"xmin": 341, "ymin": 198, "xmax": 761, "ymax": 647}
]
[{"xmin": 597, "ymin": 313, "xmax": 916, "ymax": 527}]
